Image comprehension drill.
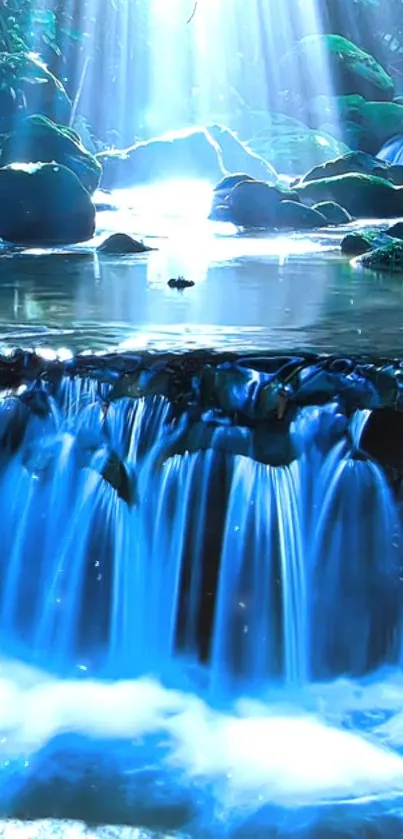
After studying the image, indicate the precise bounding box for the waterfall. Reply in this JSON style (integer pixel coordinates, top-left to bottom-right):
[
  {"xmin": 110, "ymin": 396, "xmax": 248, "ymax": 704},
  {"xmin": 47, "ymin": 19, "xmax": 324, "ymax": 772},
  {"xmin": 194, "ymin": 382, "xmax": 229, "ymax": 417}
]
[{"xmin": 0, "ymin": 371, "xmax": 401, "ymax": 690}]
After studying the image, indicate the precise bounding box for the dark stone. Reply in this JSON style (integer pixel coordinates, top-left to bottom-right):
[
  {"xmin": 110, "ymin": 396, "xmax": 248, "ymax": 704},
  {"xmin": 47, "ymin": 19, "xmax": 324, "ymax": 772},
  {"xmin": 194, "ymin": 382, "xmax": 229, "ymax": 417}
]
[
  {"xmin": 386, "ymin": 221, "xmax": 403, "ymax": 239},
  {"xmin": 360, "ymin": 407, "xmax": 403, "ymax": 469},
  {"xmin": 0, "ymin": 162, "xmax": 95, "ymax": 245},
  {"xmin": 341, "ymin": 230, "xmax": 395, "ymax": 256},
  {"xmin": 296, "ymin": 173, "xmax": 403, "ymax": 219},
  {"xmin": 220, "ymin": 179, "xmax": 299, "ymax": 228},
  {"xmin": 1, "ymin": 115, "xmax": 102, "ymax": 195},
  {"xmin": 167, "ymin": 276, "xmax": 195, "ymax": 289},
  {"xmin": 275, "ymin": 200, "xmax": 328, "ymax": 229},
  {"xmin": 312, "ymin": 201, "xmax": 352, "ymax": 225},
  {"xmin": 97, "ymin": 233, "xmax": 155, "ymax": 254}
]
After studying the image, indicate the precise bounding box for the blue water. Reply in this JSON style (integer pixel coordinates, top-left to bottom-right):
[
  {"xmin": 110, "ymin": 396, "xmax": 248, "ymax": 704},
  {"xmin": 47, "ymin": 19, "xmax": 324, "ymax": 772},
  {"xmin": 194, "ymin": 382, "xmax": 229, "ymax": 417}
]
[{"xmin": 0, "ymin": 374, "xmax": 401, "ymax": 836}]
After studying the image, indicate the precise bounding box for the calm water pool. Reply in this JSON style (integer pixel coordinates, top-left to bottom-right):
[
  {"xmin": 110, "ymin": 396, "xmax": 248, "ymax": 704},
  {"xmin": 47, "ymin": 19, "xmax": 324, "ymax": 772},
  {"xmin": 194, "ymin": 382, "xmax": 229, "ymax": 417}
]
[{"xmin": 0, "ymin": 180, "xmax": 400, "ymax": 358}]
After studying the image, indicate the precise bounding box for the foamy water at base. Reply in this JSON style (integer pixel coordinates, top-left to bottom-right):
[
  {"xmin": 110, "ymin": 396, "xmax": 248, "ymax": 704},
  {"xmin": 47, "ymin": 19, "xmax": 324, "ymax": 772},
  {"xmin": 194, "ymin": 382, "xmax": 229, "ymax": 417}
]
[{"xmin": 1, "ymin": 662, "xmax": 403, "ymax": 835}]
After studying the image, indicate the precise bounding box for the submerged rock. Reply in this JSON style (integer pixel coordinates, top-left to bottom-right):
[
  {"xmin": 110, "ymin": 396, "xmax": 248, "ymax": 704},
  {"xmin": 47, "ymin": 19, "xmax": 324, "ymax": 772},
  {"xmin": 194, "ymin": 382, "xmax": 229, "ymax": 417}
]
[
  {"xmin": 275, "ymin": 200, "xmax": 327, "ymax": 229},
  {"xmin": 312, "ymin": 201, "xmax": 352, "ymax": 225},
  {"xmin": 1, "ymin": 115, "xmax": 102, "ymax": 195},
  {"xmin": 280, "ymin": 35, "xmax": 394, "ymax": 101},
  {"xmin": 341, "ymin": 230, "xmax": 395, "ymax": 256},
  {"xmin": 97, "ymin": 233, "xmax": 155, "ymax": 254},
  {"xmin": 296, "ymin": 173, "xmax": 403, "ymax": 219},
  {"xmin": 0, "ymin": 162, "xmax": 95, "ymax": 245},
  {"xmin": 355, "ymin": 240, "xmax": 403, "ymax": 272}
]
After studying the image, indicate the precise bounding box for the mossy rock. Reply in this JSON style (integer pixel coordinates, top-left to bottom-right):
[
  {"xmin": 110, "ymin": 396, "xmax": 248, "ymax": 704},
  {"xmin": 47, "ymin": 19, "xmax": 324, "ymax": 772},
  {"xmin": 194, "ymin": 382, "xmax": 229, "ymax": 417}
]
[
  {"xmin": 1, "ymin": 115, "xmax": 102, "ymax": 195},
  {"xmin": 275, "ymin": 200, "xmax": 328, "ymax": 229},
  {"xmin": 312, "ymin": 201, "xmax": 352, "ymax": 225},
  {"xmin": 341, "ymin": 231, "xmax": 395, "ymax": 256},
  {"xmin": 299, "ymin": 151, "xmax": 403, "ymax": 186},
  {"xmin": 296, "ymin": 173, "xmax": 403, "ymax": 219},
  {"xmin": 378, "ymin": 135, "xmax": 403, "ymax": 167},
  {"xmin": 356, "ymin": 240, "xmax": 403, "ymax": 272},
  {"xmin": 280, "ymin": 35, "xmax": 394, "ymax": 101},
  {"xmin": 0, "ymin": 162, "xmax": 95, "ymax": 245},
  {"xmin": 0, "ymin": 52, "xmax": 71, "ymax": 134}
]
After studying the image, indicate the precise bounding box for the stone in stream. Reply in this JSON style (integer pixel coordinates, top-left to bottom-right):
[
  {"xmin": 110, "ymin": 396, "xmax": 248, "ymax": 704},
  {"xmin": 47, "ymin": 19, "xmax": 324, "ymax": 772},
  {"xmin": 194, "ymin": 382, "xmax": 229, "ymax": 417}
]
[
  {"xmin": 312, "ymin": 201, "xmax": 352, "ymax": 225},
  {"xmin": 295, "ymin": 173, "xmax": 403, "ymax": 219},
  {"xmin": 341, "ymin": 230, "xmax": 396, "ymax": 256},
  {"xmin": 355, "ymin": 239, "xmax": 403, "ymax": 272},
  {"xmin": 97, "ymin": 233, "xmax": 155, "ymax": 254},
  {"xmin": 0, "ymin": 162, "xmax": 95, "ymax": 245}
]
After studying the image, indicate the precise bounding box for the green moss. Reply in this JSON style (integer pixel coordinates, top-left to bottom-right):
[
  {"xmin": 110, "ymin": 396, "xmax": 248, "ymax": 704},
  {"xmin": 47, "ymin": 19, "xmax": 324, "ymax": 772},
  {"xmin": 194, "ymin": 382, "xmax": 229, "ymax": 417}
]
[{"xmin": 296, "ymin": 173, "xmax": 403, "ymax": 218}]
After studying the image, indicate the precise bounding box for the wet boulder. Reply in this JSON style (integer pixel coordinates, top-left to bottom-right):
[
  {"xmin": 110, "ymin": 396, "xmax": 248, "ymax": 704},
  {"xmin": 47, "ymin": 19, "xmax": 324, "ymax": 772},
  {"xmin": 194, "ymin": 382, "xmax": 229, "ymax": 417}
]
[
  {"xmin": 299, "ymin": 150, "xmax": 403, "ymax": 186},
  {"xmin": 0, "ymin": 162, "xmax": 96, "ymax": 245},
  {"xmin": 295, "ymin": 173, "xmax": 403, "ymax": 219},
  {"xmin": 341, "ymin": 230, "xmax": 396, "ymax": 256},
  {"xmin": 97, "ymin": 126, "xmax": 226, "ymax": 189},
  {"xmin": 0, "ymin": 52, "xmax": 71, "ymax": 135},
  {"xmin": 209, "ymin": 173, "xmax": 256, "ymax": 221},
  {"xmin": 312, "ymin": 201, "xmax": 352, "ymax": 225},
  {"xmin": 97, "ymin": 233, "xmax": 155, "ymax": 254},
  {"xmin": 386, "ymin": 222, "xmax": 403, "ymax": 239},
  {"xmin": 1, "ymin": 115, "xmax": 102, "ymax": 195},
  {"xmin": 355, "ymin": 240, "xmax": 403, "ymax": 272},
  {"xmin": 217, "ymin": 179, "xmax": 299, "ymax": 228},
  {"xmin": 280, "ymin": 35, "xmax": 394, "ymax": 101},
  {"xmin": 275, "ymin": 200, "xmax": 328, "ymax": 229}
]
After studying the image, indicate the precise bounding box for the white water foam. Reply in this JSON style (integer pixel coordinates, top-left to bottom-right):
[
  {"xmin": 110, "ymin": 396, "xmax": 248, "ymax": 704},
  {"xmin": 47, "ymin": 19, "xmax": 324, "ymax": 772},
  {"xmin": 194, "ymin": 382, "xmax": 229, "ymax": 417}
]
[{"xmin": 1, "ymin": 661, "xmax": 403, "ymax": 818}]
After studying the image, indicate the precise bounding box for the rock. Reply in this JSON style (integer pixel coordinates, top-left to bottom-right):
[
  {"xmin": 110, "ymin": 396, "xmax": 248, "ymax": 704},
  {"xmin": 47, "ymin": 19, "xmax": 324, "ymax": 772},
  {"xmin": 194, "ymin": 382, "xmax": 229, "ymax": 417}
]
[
  {"xmin": 206, "ymin": 124, "xmax": 278, "ymax": 183},
  {"xmin": 386, "ymin": 222, "xmax": 403, "ymax": 239},
  {"xmin": 312, "ymin": 201, "xmax": 352, "ymax": 225},
  {"xmin": 97, "ymin": 126, "xmax": 225, "ymax": 189},
  {"xmin": 209, "ymin": 173, "xmax": 257, "ymax": 221},
  {"xmin": 247, "ymin": 113, "xmax": 350, "ymax": 176},
  {"xmin": 0, "ymin": 162, "xmax": 95, "ymax": 245},
  {"xmin": 341, "ymin": 230, "xmax": 395, "ymax": 256},
  {"xmin": 280, "ymin": 35, "xmax": 394, "ymax": 101},
  {"xmin": 167, "ymin": 276, "xmax": 195, "ymax": 289},
  {"xmin": 1, "ymin": 115, "xmax": 102, "ymax": 195},
  {"xmin": 356, "ymin": 240, "xmax": 403, "ymax": 272},
  {"xmin": 215, "ymin": 179, "xmax": 299, "ymax": 228},
  {"xmin": 299, "ymin": 150, "xmax": 403, "ymax": 186},
  {"xmin": 97, "ymin": 125, "xmax": 277, "ymax": 189},
  {"xmin": 97, "ymin": 234, "xmax": 154, "ymax": 254},
  {"xmin": 360, "ymin": 407, "xmax": 403, "ymax": 468},
  {"xmin": 0, "ymin": 52, "xmax": 71, "ymax": 134},
  {"xmin": 296, "ymin": 173, "xmax": 403, "ymax": 219},
  {"xmin": 378, "ymin": 135, "xmax": 403, "ymax": 166},
  {"xmin": 275, "ymin": 200, "xmax": 328, "ymax": 229}
]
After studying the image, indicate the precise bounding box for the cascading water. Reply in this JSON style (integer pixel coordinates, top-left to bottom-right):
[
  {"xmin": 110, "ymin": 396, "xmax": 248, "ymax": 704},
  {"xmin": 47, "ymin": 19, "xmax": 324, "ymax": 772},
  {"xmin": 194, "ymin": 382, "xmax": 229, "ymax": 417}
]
[{"xmin": 0, "ymin": 354, "xmax": 401, "ymax": 693}]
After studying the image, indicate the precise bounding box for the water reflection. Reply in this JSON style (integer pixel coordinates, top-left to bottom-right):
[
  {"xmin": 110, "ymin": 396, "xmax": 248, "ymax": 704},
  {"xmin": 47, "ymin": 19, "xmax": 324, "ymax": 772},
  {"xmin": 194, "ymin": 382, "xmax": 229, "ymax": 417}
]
[{"xmin": 0, "ymin": 195, "xmax": 401, "ymax": 354}]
